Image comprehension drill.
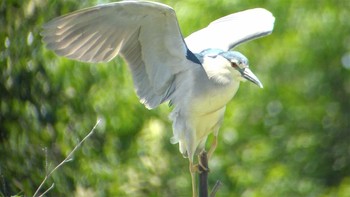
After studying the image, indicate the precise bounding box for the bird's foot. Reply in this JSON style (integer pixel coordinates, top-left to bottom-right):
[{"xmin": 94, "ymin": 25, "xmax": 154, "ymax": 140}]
[
  {"xmin": 190, "ymin": 152, "xmax": 210, "ymax": 173},
  {"xmin": 191, "ymin": 162, "xmax": 209, "ymax": 174}
]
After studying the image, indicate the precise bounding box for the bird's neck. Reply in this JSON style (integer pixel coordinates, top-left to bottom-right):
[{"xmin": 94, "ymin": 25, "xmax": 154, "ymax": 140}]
[
  {"xmin": 194, "ymin": 57, "xmax": 241, "ymax": 108},
  {"xmin": 201, "ymin": 57, "xmax": 237, "ymax": 87},
  {"xmin": 190, "ymin": 64, "xmax": 240, "ymax": 116},
  {"xmin": 206, "ymin": 69, "xmax": 235, "ymax": 86}
]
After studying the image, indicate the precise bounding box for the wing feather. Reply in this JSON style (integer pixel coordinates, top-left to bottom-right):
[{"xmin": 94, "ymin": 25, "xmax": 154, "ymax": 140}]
[
  {"xmin": 42, "ymin": 1, "xmax": 197, "ymax": 109},
  {"xmin": 185, "ymin": 8, "xmax": 275, "ymax": 53}
]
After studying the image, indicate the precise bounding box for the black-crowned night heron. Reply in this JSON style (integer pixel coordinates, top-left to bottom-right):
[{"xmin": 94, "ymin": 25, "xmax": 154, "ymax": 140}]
[{"xmin": 41, "ymin": 1, "xmax": 275, "ymax": 196}]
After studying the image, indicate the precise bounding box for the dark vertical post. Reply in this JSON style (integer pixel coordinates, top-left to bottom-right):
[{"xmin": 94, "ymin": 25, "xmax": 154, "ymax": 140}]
[{"xmin": 198, "ymin": 151, "xmax": 208, "ymax": 197}]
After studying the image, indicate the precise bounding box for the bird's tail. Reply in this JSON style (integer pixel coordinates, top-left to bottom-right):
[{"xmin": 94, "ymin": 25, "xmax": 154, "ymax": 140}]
[{"xmin": 169, "ymin": 110, "xmax": 189, "ymax": 158}]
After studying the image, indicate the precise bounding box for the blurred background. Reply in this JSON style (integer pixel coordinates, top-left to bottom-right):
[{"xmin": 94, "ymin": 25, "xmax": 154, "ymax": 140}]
[{"xmin": 1, "ymin": 0, "xmax": 350, "ymax": 196}]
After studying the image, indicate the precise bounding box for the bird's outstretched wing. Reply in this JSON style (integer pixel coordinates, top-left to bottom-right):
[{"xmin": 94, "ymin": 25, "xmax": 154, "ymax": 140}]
[
  {"xmin": 185, "ymin": 8, "xmax": 275, "ymax": 53},
  {"xmin": 41, "ymin": 1, "xmax": 197, "ymax": 109}
]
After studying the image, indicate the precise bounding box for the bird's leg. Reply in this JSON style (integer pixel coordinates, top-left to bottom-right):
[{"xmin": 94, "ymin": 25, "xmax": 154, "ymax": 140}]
[
  {"xmin": 207, "ymin": 135, "xmax": 218, "ymax": 160},
  {"xmin": 189, "ymin": 161, "xmax": 197, "ymax": 197}
]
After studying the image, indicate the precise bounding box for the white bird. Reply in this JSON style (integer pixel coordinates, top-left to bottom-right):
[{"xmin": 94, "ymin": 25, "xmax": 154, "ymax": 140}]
[{"xmin": 41, "ymin": 1, "xmax": 275, "ymax": 196}]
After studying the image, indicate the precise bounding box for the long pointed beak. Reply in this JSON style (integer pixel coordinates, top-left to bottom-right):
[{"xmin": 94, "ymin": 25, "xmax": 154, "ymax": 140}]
[{"xmin": 242, "ymin": 68, "xmax": 263, "ymax": 88}]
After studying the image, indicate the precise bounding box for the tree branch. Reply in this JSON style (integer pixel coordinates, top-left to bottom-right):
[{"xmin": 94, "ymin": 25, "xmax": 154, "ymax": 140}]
[
  {"xmin": 210, "ymin": 180, "xmax": 222, "ymax": 197},
  {"xmin": 198, "ymin": 151, "xmax": 208, "ymax": 197},
  {"xmin": 33, "ymin": 119, "xmax": 100, "ymax": 197},
  {"xmin": 198, "ymin": 151, "xmax": 222, "ymax": 197}
]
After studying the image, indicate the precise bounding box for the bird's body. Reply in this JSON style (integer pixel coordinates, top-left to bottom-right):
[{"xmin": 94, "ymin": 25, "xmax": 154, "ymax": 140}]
[
  {"xmin": 170, "ymin": 51, "xmax": 242, "ymax": 159},
  {"xmin": 41, "ymin": 1, "xmax": 274, "ymax": 196}
]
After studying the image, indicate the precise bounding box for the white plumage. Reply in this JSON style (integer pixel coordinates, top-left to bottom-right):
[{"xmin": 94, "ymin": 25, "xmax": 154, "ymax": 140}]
[{"xmin": 41, "ymin": 1, "xmax": 275, "ymax": 196}]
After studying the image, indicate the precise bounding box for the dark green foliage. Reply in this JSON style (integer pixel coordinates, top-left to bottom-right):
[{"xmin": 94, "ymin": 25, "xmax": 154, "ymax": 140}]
[{"xmin": 1, "ymin": 0, "xmax": 350, "ymax": 196}]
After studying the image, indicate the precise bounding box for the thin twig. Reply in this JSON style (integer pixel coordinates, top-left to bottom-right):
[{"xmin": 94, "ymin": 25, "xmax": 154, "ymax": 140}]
[
  {"xmin": 198, "ymin": 151, "xmax": 208, "ymax": 197},
  {"xmin": 39, "ymin": 183, "xmax": 54, "ymax": 197},
  {"xmin": 33, "ymin": 119, "xmax": 101, "ymax": 197},
  {"xmin": 210, "ymin": 180, "xmax": 222, "ymax": 197}
]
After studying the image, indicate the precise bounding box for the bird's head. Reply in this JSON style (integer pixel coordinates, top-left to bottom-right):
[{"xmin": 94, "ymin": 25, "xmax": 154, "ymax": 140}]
[{"xmin": 220, "ymin": 51, "xmax": 263, "ymax": 88}]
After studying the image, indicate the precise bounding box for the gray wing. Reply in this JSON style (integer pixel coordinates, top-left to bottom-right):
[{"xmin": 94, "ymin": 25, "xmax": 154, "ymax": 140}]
[
  {"xmin": 185, "ymin": 8, "xmax": 275, "ymax": 53},
  {"xmin": 41, "ymin": 1, "xmax": 195, "ymax": 109}
]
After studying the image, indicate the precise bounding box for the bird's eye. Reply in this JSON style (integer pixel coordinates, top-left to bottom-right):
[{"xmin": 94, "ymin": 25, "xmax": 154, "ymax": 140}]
[{"xmin": 231, "ymin": 62, "xmax": 238, "ymax": 68}]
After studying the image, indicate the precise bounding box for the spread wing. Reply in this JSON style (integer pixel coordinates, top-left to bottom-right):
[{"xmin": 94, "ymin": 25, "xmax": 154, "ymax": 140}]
[
  {"xmin": 185, "ymin": 8, "xmax": 275, "ymax": 53},
  {"xmin": 41, "ymin": 1, "xmax": 197, "ymax": 109}
]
